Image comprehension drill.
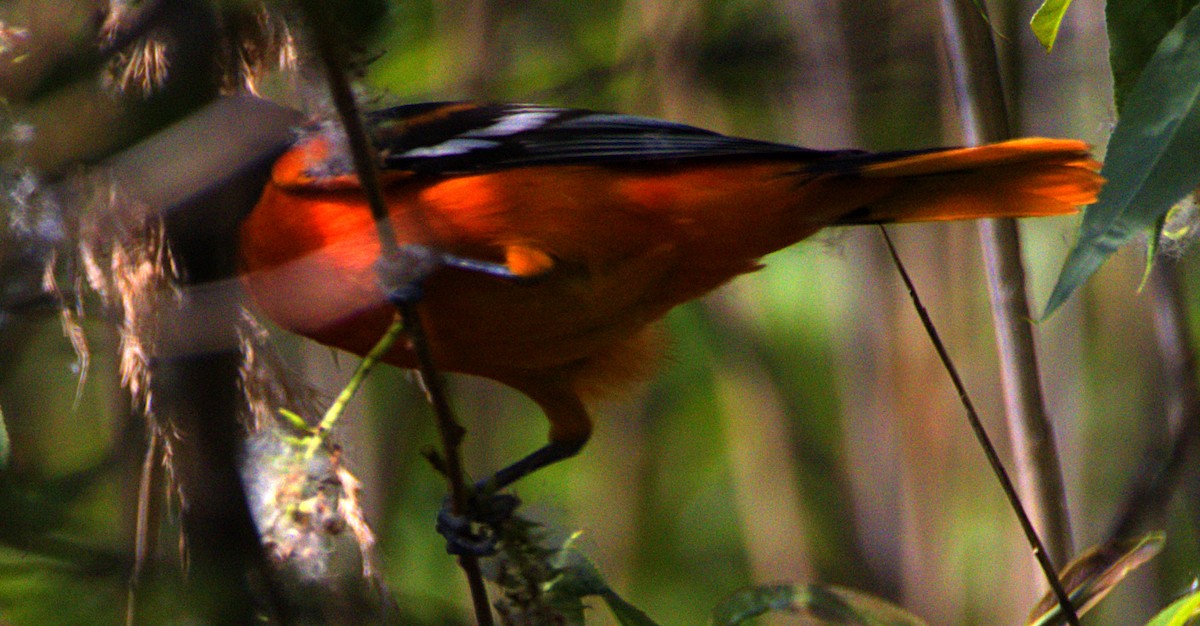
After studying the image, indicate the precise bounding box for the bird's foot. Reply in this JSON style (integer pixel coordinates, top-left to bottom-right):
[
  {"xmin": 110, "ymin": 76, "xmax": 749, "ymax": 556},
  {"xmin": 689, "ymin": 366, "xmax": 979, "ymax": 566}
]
[{"xmin": 436, "ymin": 482, "xmax": 521, "ymax": 556}]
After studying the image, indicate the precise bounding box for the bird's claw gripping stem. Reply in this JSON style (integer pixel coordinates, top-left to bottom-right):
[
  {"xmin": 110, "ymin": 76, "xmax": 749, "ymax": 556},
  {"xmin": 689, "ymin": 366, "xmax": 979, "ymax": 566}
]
[
  {"xmin": 436, "ymin": 485, "xmax": 521, "ymax": 556},
  {"xmin": 432, "ymin": 440, "xmax": 585, "ymax": 555}
]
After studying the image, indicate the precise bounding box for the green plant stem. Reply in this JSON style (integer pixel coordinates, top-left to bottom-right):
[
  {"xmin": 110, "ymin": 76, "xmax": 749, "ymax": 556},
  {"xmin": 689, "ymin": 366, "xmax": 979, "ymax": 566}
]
[{"xmin": 303, "ymin": 316, "xmax": 406, "ymax": 460}]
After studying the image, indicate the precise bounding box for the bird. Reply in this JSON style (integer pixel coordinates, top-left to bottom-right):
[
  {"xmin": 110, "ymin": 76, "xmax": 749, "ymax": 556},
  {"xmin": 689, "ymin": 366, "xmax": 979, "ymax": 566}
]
[{"xmin": 238, "ymin": 101, "xmax": 1101, "ymax": 523}]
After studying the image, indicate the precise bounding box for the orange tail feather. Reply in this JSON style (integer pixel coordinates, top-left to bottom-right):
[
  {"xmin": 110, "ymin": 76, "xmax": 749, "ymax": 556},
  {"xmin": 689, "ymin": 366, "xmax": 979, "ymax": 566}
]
[{"xmin": 839, "ymin": 138, "xmax": 1103, "ymax": 224}]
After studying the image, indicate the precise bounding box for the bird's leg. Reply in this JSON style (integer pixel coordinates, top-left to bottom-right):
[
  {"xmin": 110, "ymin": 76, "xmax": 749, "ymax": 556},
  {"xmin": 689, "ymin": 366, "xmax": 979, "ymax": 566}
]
[
  {"xmin": 489, "ymin": 438, "xmax": 587, "ymax": 490},
  {"xmin": 437, "ymin": 376, "xmax": 592, "ymax": 555},
  {"xmin": 436, "ymin": 439, "xmax": 586, "ymax": 556}
]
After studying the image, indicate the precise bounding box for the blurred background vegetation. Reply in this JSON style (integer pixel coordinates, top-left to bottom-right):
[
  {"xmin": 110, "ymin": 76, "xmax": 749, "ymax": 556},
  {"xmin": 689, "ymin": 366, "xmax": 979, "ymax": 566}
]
[{"xmin": 0, "ymin": 0, "xmax": 1195, "ymax": 624}]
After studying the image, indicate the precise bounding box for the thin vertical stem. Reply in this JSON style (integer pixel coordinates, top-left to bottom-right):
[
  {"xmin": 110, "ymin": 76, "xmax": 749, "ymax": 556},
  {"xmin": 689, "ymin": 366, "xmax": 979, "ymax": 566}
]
[
  {"xmin": 1109, "ymin": 258, "xmax": 1200, "ymax": 540},
  {"xmin": 937, "ymin": 0, "xmax": 1074, "ymax": 565},
  {"xmin": 979, "ymin": 219, "xmax": 1074, "ymax": 555},
  {"xmin": 880, "ymin": 227, "xmax": 1079, "ymax": 626}
]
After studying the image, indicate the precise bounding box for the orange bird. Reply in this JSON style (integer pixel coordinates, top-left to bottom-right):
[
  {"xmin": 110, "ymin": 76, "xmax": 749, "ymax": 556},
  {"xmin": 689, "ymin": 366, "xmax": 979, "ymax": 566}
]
[{"xmin": 239, "ymin": 102, "xmax": 1100, "ymax": 499}]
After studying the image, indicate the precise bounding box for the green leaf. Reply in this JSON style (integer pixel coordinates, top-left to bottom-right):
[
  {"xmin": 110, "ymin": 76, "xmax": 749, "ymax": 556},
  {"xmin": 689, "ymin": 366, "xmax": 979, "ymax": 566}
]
[
  {"xmin": 1026, "ymin": 532, "xmax": 1165, "ymax": 626},
  {"xmin": 545, "ymin": 537, "xmax": 662, "ymax": 626},
  {"xmin": 710, "ymin": 584, "xmax": 798, "ymax": 625},
  {"xmin": 1145, "ymin": 589, "xmax": 1200, "ymax": 626},
  {"xmin": 1030, "ymin": 0, "xmax": 1075, "ymax": 52},
  {"xmin": 602, "ymin": 593, "xmax": 661, "ymax": 626},
  {"xmin": 1108, "ymin": 0, "xmax": 1200, "ymax": 112},
  {"xmin": 710, "ymin": 584, "xmax": 928, "ymax": 626},
  {"xmin": 1043, "ymin": 3, "xmax": 1200, "ymax": 316},
  {"xmin": 1138, "ymin": 211, "xmax": 1169, "ymax": 293}
]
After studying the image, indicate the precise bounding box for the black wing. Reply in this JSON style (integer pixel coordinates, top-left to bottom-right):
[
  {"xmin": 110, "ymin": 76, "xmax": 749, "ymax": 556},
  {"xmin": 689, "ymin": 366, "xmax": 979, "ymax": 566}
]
[{"xmin": 360, "ymin": 102, "xmax": 858, "ymax": 176}]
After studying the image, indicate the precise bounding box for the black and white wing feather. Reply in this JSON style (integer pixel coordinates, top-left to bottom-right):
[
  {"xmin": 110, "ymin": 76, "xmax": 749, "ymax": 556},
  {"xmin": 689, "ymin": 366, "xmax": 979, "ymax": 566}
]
[{"xmin": 364, "ymin": 102, "xmax": 849, "ymax": 175}]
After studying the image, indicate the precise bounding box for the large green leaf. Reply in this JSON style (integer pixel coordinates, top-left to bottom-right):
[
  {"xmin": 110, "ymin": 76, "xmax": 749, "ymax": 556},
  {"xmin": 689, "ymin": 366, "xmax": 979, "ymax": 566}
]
[
  {"xmin": 1043, "ymin": 3, "xmax": 1200, "ymax": 316},
  {"xmin": 1108, "ymin": 0, "xmax": 1200, "ymax": 112},
  {"xmin": 1030, "ymin": 0, "xmax": 1076, "ymax": 52},
  {"xmin": 710, "ymin": 584, "xmax": 928, "ymax": 626}
]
